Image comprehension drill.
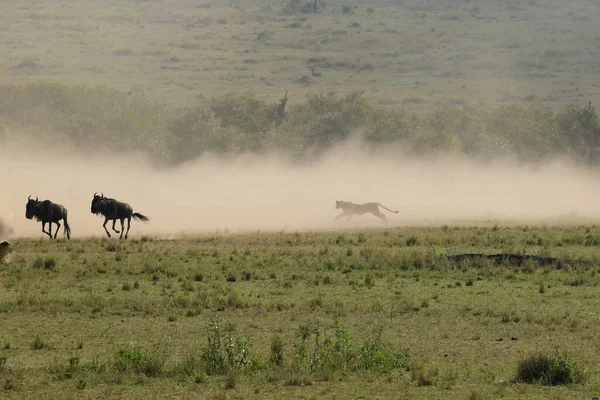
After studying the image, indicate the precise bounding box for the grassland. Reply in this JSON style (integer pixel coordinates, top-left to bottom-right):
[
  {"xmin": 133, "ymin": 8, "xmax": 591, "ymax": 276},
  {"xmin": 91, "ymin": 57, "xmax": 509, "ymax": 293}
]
[
  {"xmin": 1, "ymin": 0, "xmax": 599, "ymax": 111},
  {"xmin": 1, "ymin": 226, "xmax": 600, "ymax": 399},
  {"xmin": 2, "ymin": 0, "xmax": 600, "ymax": 398}
]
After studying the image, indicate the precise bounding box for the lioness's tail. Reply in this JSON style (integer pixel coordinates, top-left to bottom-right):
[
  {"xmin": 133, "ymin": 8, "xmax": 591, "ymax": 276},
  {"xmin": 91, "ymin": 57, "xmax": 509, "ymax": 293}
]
[
  {"xmin": 133, "ymin": 213, "xmax": 150, "ymax": 222},
  {"xmin": 377, "ymin": 203, "xmax": 399, "ymax": 213}
]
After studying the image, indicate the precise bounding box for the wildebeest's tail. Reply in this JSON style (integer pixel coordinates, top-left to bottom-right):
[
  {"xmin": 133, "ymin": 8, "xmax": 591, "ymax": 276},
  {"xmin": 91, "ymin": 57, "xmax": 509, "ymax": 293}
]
[
  {"xmin": 63, "ymin": 213, "xmax": 71, "ymax": 240},
  {"xmin": 376, "ymin": 203, "xmax": 399, "ymax": 213},
  {"xmin": 133, "ymin": 213, "xmax": 150, "ymax": 222}
]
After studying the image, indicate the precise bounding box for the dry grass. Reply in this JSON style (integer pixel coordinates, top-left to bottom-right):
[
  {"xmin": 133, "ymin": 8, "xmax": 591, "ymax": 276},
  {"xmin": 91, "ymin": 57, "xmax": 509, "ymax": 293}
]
[{"xmin": 0, "ymin": 226, "xmax": 599, "ymax": 398}]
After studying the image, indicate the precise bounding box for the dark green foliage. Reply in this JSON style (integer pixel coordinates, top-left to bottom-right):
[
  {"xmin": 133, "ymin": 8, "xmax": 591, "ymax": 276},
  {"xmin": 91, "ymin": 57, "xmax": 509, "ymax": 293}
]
[
  {"xmin": 556, "ymin": 102, "xmax": 600, "ymax": 163},
  {"xmin": 515, "ymin": 348, "xmax": 583, "ymax": 385},
  {"xmin": 1, "ymin": 82, "xmax": 599, "ymax": 165},
  {"xmin": 200, "ymin": 320, "xmax": 253, "ymax": 375},
  {"xmin": 291, "ymin": 318, "xmax": 407, "ymax": 375}
]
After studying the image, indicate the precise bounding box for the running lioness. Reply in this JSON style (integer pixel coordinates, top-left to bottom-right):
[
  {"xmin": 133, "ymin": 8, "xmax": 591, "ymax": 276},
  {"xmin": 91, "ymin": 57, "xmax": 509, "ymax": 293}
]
[{"xmin": 335, "ymin": 200, "xmax": 398, "ymax": 222}]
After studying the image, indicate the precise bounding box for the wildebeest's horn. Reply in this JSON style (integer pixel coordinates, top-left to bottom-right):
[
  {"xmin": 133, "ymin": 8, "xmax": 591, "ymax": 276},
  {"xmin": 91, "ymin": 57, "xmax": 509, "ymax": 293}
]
[
  {"xmin": 28, "ymin": 195, "xmax": 31, "ymax": 201},
  {"xmin": 101, "ymin": 192, "xmax": 104, "ymax": 197},
  {"xmin": 35, "ymin": 196, "xmax": 38, "ymax": 201},
  {"xmin": 94, "ymin": 192, "xmax": 97, "ymax": 197}
]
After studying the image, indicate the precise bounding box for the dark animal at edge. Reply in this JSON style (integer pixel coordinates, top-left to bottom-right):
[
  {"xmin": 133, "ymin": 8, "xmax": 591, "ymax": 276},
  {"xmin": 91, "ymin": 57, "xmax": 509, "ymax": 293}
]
[
  {"xmin": 91, "ymin": 193, "xmax": 149, "ymax": 239},
  {"xmin": 25, "ymin": 196, "xmax": 71, "ymax": 239}
]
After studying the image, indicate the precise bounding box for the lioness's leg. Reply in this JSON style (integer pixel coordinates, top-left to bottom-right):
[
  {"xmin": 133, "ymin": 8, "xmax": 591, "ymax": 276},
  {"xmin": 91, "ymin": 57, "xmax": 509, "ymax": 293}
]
[
  {"xmin": 372, "ymin": 211, "xmax": 387, "ymax": 222},
  {"xmin": 335, "ymin": 212, "xmax": 348, "ymax": 221}
]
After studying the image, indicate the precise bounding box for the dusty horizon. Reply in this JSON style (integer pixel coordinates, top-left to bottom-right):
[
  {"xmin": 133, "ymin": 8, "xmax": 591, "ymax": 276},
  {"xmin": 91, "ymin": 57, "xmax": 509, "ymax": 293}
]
[{"xmin": 2, "ymin": 139, "xmax": 600, "ymax": 239}]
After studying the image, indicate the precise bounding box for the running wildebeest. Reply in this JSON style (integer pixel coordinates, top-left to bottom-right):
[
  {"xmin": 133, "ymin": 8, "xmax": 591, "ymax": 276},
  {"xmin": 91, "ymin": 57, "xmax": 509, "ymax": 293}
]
[
  {"xmin": 91, "ymin": 193, "xmax": 149, "ymax": 239},
  {"xmin": 25, "ymin": 196, "xmax": 71, "ymax": 239}
]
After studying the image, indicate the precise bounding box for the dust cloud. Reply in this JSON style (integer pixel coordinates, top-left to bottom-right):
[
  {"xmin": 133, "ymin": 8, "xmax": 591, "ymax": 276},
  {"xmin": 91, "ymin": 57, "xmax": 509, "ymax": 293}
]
[{"xmin": 2, "ymin": 140, "xmax": 600, "ymax": 239}]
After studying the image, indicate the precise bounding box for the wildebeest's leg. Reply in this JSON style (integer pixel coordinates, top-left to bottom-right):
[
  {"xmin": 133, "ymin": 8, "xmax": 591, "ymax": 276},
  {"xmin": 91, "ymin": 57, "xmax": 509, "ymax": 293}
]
[
  {"xmin": 112, "ymin": 219, "xmax": 120, "ymax": 234},
  {"xmin": 103, "ymin": 217, "xmax": 111, "ymax": 238},
  {"xmin": 54, "ymin": 221, "xmax": 61, "ymax": 239},
  {"xmin": 41, "ymin": 222, "xmax": 52, "ymax": 238},
  {"xmin": 124, "ymin": 216, "xmax": 131, "ymax": 239},
  {"xmin": 119, "ymin": 218, "xmax": 125, "ymax": 239}
]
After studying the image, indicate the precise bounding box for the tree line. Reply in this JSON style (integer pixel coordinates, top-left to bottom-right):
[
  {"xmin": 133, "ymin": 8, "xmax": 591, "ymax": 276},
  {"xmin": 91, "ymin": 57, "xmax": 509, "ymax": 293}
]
[{"xmin": 0, "ymin": 82, "xmax": 599, "ymax": 166}]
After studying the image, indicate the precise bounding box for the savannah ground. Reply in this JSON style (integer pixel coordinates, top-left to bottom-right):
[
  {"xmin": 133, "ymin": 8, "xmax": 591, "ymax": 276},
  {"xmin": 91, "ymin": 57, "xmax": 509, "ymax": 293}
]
[{"xmin": 1, "ymin": 226, "xmax": 600, "ymax": 399}]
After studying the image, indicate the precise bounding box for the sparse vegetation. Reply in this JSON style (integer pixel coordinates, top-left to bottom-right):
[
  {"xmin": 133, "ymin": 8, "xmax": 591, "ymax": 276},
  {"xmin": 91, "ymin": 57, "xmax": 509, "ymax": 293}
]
[{"xmin": 0, "ymin": 227, "xmax": 598, "ymax": 397}]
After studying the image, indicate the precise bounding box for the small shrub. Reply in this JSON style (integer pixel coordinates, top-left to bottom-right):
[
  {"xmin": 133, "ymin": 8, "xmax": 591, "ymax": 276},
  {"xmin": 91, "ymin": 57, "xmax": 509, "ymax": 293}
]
[
  {"xmin": 539, "ymin": 282, "xmax": 546, "ymax": 293},
  {"xmin": 193, "ymin": 273, "xmax": 204, "ymax": 282},
  {"xmin": 105, "ymin": 243, "xmax": 118, "ymax": 252},
  {"xmin": 405, "ymin": 236, "xmax": 419, "ymax": 247},
  {"xmin": 364, "ymin": 273, "xmax": 374, "ymax": 288},
  {"xmin": 515, "ymin": 348, "xmax": 583, "ymax": 385},
  {"xmin": 224, "ymin": 369, "xmax": 236, "ymax": 389},
  {"xmin": 32, "ymin": 256, "xmax": 56, "ymax": 270},
  {"xmin": 357, "ymin": 334, "xmax": 408, "ymax": 373},
  {"xmin": 31, "ymin": 335, "xmax": 49, "ymax": 350},
  {"xmin": 468, "ymin": 391, "xmax": 483, "ymax": 400},
  {"xmin": 48, "ymin": 356, "xmax": 80, "ymax": 380},
  {"xmin": 200, "ymin": 319, "xmax": 253, "ymax": 375},
  {"xmin": 341, "ymin": 4, "xmax": 354, "ymax": 14},
  {"xmin": 411, "ymin": 362, "xmax": 437, "ymax": 386},
  {"xmin": 114, "ymin": 342, "xmax": 169, "ymax": 377},
  {"xmin": 270, "ymin": 335, "xmax": 284, "ymax": 367},
  {"xmin": 3, "ymin": 378, "xmax": 16, "ymax": 391}
]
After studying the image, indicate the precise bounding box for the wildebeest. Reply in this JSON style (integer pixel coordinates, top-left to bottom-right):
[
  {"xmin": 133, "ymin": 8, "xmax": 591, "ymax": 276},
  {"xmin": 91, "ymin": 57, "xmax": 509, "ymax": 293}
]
[
  {"xmin": 25, "ymin": 196, "xmax": 72, "ymax": 239},
  {"xmin": 91, "ymin": 193, "xmax": 149, "ymax": 239}
]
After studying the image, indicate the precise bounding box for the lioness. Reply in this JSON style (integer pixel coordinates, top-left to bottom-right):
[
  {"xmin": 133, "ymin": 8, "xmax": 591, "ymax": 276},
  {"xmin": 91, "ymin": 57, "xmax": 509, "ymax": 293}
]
[{"xmin": 335, "ymin": 200, "xmax": 398, "ymax": 222}]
